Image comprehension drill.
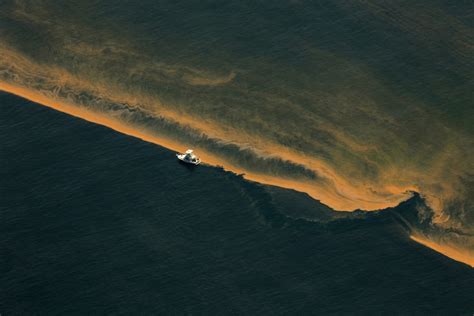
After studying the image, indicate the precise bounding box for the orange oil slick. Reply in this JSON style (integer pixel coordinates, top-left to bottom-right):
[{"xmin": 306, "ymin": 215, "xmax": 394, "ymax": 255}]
[{"xmin": 411, "ymin": 235, "xmax": 474, "ymax": 268}]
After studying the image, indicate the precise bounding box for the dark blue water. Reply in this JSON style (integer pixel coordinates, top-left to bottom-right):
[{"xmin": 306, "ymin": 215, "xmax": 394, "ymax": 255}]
[{"xmin": 2, "ymin": 92, "xmax": 474, "ymax": 314}]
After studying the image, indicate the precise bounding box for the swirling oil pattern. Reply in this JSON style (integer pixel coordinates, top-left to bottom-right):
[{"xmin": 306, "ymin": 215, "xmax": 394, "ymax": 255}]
[{"xmin": 1, "ymin": 1, "xmax": 473, "ymax": 264}]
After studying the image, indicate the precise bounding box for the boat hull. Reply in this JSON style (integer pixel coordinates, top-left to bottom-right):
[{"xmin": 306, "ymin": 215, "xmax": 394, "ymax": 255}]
[{"xmin": 176, "ymin": 154, "xmax": 201, "ymax": 165}]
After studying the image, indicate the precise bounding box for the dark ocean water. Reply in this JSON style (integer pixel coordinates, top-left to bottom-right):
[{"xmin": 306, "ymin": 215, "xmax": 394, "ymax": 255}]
[{"xmin": 2, "ymin": 92, "xmax": 474, "ymax": 314}]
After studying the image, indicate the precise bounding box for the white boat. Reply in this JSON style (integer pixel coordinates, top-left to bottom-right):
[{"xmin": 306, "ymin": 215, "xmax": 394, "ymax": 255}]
[{"xmin": 176, "ymin": 149, "xmax": 201, "ymax": 165}]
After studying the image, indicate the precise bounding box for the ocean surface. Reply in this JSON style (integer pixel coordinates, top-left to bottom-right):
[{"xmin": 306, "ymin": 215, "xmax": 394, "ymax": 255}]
[
  {"xmin": 2, "ymin": 91, "xmax": 474, "ymax": 314},
  {"xmin": 1, "ymin": 0, "xmax": 474, "ymax": 313},
  {"xmin": 1, "ymin": 1, "xmax": 473, "ymax": 260}
]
